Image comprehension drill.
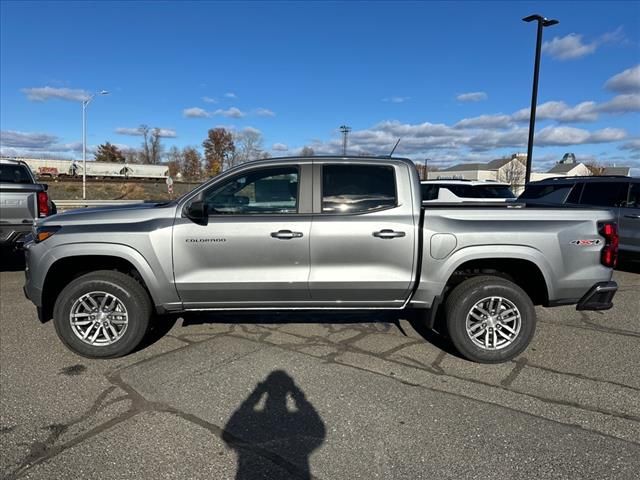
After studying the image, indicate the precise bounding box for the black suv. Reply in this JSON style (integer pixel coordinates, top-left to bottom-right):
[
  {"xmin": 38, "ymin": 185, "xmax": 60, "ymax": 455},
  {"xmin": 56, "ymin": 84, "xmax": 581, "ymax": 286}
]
[{"xmin": 520, "ymin": 176, "xmax": 640, "ymax": 258}]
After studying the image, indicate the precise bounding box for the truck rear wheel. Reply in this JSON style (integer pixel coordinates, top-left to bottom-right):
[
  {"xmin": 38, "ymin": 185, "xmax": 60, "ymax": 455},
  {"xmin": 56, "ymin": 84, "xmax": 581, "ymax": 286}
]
[
  {"xmin": 53, "ymin": 270, "xmax": 152, "ymax": 358},
  {"xmin": 445, "ymin": 276, "xmax": 536, "ymax": 364}
]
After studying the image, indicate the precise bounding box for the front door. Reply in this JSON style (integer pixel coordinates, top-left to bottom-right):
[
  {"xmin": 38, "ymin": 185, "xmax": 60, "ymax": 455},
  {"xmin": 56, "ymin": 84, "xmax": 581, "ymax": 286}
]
[
  {"xmin": 308, "ymin": 162, "xmax": 416, "ymax": 307},
  {"xmin": 173, "ymin": 164, "xmax": 312, "ymax": 308}
]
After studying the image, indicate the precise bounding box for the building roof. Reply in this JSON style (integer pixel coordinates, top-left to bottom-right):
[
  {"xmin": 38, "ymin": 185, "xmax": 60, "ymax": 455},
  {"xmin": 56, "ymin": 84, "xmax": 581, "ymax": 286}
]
[
  {"xmin": 439, "ymin": 162, "xmax": 488, "ymax": 172},
  {"xmin": 547, "ymin": 163, "xmax": 583, "ymax": 174},
  {"xmin": 602, "ymin": 166, "xmax": 631, "ymax": 176}
]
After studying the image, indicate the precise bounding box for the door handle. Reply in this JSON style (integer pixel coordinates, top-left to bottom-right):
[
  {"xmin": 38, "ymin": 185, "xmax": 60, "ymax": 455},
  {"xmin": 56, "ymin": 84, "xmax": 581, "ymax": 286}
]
[
  {"xmin": 271, "ymin": 229, "xmax": 304, "ymax": 239},
  {"xmin": 373, "ymin": 229, "xmax": 406, "ymax": 239},
  {"xmin": 623, "ymin": 214, "xmax": 640, "ymax": 219}
]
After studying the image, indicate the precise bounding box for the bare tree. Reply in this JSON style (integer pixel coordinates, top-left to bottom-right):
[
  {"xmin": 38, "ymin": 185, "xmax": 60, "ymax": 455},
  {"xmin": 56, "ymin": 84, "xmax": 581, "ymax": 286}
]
[
  {"xmin": 203, "ymin": 128, "xmax": 235, "ymax": 175},
  {"xmin": 300, "ymin": 146, "xmax": 315, "ymax": 157},
  {"xmin": 139, "ymin": 124, "xmax": 151, "ymax": 164},
  {"xmin": 498, "ymin": 158, "xmax": 526, "ymax": 192},
  {"xmin": 166, "ymin": 146, "xmax": 184, "ymax": 178},
  {"xmin": 122, "ymin": 147, "xmax": 142, "ymax": 164},
  {"xmin": 149, "ymin": 128, "xmax": 164, "ymax": 165},
  {"xmin": 234, "ymin": 129, "xmax": 265, "ymax": 165},
  {"xmin": 584, "ymin": 161, "xmax": 604, "ymax": 176}
]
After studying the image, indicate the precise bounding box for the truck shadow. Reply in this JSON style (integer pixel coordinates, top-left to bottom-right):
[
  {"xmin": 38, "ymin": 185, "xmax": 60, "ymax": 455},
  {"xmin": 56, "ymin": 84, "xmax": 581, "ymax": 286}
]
[
  {"xmin": 222, "ymin": 370, "xmax": 325, "ymax": 479},
  {"xmin": 162, "ymin": 309, "xmax": 461, "ymax": 358}
]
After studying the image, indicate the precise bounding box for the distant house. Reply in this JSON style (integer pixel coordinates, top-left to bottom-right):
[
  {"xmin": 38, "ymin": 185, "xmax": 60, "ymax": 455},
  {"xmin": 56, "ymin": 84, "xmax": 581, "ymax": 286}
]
[
  {"xmin": 546, "ymin": 162, "xmax": 592, "ymax": 176},
  {"xmin": 602, "ymin": 166, "xmax": 631, "ymax": 176},
  {"xmin": 427, "ymin": 153, "xmax": 527, "ymax": 192}
]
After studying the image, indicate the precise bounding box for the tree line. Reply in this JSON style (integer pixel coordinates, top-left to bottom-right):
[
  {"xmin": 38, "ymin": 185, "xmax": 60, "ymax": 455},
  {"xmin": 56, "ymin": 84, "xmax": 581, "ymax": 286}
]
[{"xmin": 94, "ymin": 125, "xmax": 316, "ymax": 180}]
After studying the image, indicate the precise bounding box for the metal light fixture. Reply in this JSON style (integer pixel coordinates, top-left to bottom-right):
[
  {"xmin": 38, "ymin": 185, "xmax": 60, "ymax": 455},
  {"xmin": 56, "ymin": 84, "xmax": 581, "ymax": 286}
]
[{"xmin": 522, "ymin": 14, "xmax": 559, "ymax": 184}]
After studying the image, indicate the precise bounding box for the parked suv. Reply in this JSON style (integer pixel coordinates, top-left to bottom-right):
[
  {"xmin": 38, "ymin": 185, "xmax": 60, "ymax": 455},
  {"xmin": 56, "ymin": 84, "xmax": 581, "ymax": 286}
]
[
  {"xmin": 421, "ymin": 180, "xmax": 516, "ymax": 203},
  {"xmin": 520, "ymin": 176, "xmax": 640, "ymax": 258}
]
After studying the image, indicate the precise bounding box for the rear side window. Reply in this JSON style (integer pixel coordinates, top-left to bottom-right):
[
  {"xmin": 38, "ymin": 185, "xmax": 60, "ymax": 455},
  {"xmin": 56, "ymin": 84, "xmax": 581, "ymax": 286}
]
[
  {"xmin": 322, "ymin": 165, "xmax": 396, "ymax": 213},
  {"xmin": 518, "ymin": 184, "xmax": 573, "ymax": 203},
  {"xmin": 579, "ymin": 182, "xmax": 627, "ymax": 207},
  {"xmin": 626, "ymin": 183, "xmax": 640, "ymax": 208},
  {"xmin": 0, "ymin": 164, "xmax": 33, "ymax": 183},
  {"xmin": 421, "ymin": 184, "xmax": 440, "ymax": 200}
]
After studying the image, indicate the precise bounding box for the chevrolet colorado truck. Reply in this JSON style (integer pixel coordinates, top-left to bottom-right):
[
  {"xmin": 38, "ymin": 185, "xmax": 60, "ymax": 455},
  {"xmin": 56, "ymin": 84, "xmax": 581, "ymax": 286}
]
[
  {"xmin": 23, "ymin": 156, "xmax": 619, "ymax": 363},
  {"xmin": 1, "ymin": 158, "xmax": 55, "ymax": 248}
]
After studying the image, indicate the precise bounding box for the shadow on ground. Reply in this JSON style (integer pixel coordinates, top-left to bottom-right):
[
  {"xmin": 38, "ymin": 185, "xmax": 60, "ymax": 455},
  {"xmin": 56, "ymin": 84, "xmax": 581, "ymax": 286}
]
[
  {"xmin": 222, "ymin": 370, "xmax": 325, "ymax": 479},
  {"xmin": 174, "ymin": 309, "xmax": 461, "ymax": 358}
]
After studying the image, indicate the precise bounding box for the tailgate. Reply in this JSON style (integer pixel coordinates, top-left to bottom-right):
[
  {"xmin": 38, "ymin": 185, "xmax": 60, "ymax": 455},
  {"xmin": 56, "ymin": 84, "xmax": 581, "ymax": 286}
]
[{"xmin": 0, "ymin": 184, "xmax": 40, "ymax": 225}]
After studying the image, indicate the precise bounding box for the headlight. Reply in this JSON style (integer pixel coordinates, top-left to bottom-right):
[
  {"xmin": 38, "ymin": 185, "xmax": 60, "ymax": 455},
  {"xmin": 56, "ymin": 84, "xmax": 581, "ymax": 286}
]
[{"xmin": 34, "ymin": 226, "xmax": 61, "ymax": 243}]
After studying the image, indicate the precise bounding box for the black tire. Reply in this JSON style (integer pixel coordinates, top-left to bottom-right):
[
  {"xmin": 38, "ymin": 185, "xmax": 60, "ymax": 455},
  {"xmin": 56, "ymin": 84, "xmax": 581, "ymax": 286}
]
[
  {"xmin": 53, "ymin": 270, "xmax": 152, "ymax": 358},
  {"xmin": 445, "ymin": 276, "xmax": 536, "ymax": 364}
]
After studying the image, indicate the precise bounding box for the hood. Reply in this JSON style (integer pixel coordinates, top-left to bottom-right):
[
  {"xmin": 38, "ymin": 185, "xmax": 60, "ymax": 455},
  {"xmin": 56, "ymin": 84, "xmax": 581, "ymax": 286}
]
[{"xmin": 38, "ymin": 202, "xmax": 177, "ymax": 227}]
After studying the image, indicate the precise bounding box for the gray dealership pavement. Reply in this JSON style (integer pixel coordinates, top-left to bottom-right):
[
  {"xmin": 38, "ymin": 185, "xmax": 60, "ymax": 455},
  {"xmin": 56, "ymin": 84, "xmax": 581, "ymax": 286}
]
[{"xmin": 1, "ymin": 263, "xmax": 639, "ymax": 479}]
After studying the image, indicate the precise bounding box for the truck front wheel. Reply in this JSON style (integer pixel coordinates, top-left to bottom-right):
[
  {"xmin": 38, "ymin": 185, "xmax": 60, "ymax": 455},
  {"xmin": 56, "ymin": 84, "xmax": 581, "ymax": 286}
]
[
  {"xmin": 445, "ymin": 276, "xmax": 536, "ymax": 364},
  {"xmin": 53, "ymin": 270, "xmax": 152, "ymax": 358}
]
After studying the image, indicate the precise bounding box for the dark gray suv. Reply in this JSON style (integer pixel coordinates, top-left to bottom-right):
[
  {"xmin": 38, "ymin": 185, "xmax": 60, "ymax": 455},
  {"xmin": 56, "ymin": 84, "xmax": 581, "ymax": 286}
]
[{"xmin": 520, "ymin": 176, "xmax": 640, "ymax": 258}]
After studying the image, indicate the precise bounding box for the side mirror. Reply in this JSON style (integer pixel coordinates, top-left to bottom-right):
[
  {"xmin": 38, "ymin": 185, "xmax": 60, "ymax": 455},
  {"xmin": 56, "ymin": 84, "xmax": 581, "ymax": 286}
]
[{"xmin": 185, "ymin": 198, "xmax": 208, "ymax": 225}]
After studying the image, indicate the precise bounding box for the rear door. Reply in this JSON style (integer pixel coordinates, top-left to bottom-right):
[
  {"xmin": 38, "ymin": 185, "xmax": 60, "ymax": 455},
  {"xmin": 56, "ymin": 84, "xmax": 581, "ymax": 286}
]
[
  {"xmin": 308, "ymin": 162, "xmax": 416, "ymax": 307},
  {"xmin": 172, "ymin": 163, "xmax": 313, "ymax": 307},
  {"xmin": 619, "ymin": 182, "xmax": 640, "ymax": 253}
]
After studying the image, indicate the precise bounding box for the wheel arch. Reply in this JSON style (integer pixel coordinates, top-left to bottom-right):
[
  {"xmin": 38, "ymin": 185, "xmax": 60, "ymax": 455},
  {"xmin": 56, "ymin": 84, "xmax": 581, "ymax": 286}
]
[{"xmin": 39, "ymin": 246, "xmax": 167, "ymax": 322}]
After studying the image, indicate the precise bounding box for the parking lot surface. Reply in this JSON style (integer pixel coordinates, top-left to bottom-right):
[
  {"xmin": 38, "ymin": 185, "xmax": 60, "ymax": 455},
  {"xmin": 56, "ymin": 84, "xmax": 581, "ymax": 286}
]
[{"xmin": 1, "ymin": 263, "xmax": 639, "ymax": 479}]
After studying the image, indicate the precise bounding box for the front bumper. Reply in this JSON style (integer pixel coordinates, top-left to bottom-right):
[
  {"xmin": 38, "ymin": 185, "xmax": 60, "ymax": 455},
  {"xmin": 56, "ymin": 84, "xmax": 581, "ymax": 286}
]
[{"xmin": 576, "ymin": 281, "xmax": 618, "ymax": 311}]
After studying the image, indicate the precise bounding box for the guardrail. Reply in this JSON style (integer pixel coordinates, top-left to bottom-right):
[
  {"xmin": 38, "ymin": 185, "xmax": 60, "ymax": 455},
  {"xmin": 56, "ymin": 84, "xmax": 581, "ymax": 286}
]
[{"xmin": 54, "ymin": 199, "xmax": 145, "ymax": 211}]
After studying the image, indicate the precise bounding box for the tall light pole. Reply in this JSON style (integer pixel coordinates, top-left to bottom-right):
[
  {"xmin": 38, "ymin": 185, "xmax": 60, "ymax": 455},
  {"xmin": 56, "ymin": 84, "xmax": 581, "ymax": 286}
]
[
  {"xmin": 82, "ymin": 90, "xmax": 109, "ymax": 199},
  {"xmin": 522, "ymin": 14, "xmax": 558, "ymax": 185},
  {"xmin": 339, "ymin": 125, "xmax": 351, "ymax": 156}
]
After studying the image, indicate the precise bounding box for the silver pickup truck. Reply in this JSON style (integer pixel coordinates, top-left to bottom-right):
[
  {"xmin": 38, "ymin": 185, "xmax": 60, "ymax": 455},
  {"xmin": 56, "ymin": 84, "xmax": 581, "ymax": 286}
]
[
  {"xmin": 23, "ymin": 156, "xmax": 619, "ymax": 363},
  {"xmin": 1, "ymin": 158, "xmax": 55, "ymax": 248}
]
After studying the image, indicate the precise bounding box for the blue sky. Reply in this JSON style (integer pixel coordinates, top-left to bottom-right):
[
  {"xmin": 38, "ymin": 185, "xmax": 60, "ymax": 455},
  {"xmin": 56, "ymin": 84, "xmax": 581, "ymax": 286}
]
[{"xmin": 1, "ymin": 0, "xmax": 639, "ymax": 173}]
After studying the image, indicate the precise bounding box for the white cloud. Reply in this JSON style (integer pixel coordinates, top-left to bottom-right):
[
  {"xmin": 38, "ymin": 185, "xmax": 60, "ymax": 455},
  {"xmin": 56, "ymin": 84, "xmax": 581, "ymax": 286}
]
[
  {"xmin": 383, "ymin": 96, "xmax": 411, "ymax": 103},
  {"xmin": 604, "ymin": 65, "xmax": 640, "ymax": 93},
  {"xmin": 202, "ymin": 96, "xmax": 218, "ymax": 103},
  {"xmin": 542, "ymin": 33, "xmax": 597, "ymax": 60},
  {"xmin": 456, "ymin": 92, "xmax": 488, "ymax": 102},
  {"xmin": 272, "ymin": 143, "xmax": 288, "ymax": 151},
  {"xmin": 543, "ymin": 28, "xmax": 627, "ymax": 61},
  {"xmin": 115, "ymin": 127, "xmax": 177, "ymax": 137},
  {"xmin": 455, "ymin": 114, "xmax": 512, "ymax": 129},
  {"xmin": 0, "ymin": 130, "xmax": 59, "ymax": 148},
  {"xmin": 619, "ymin": 139, "xmax": 640, "ymax": 152},
  {"xmin": 183, "ymin": 107, "xmax": 210, "ymax": 118},
  {"xmin": 212, "ymin": 107, "xmax": 245, "ymax": 118},
  {"xmin": 254, "ymin": 108, "xmax": 275, "ymax": 117},
  {"xmin": 596, "ymin": 94, "xmax": 640, "ymax": 114},
  {"xmin": 224, "ymin": 92, "xmax": 237, "ymax": 98},
  {"xmin": 21, "ymin": 86, "xmax": 90, "ymax": 102},
  {"xmin": 512, "ymin": 101, "xmax": 599, "ymax": 123}
]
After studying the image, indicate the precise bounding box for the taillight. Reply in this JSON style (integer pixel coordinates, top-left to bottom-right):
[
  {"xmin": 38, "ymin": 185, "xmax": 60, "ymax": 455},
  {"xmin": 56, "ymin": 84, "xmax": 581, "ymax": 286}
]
[
  {"xmin": 598, "ymin": 222, "xmax": 619, "ymax": 268},
  {"xmin": 37, "ymin": 191, "xmax": 50, "ymax": 217}
]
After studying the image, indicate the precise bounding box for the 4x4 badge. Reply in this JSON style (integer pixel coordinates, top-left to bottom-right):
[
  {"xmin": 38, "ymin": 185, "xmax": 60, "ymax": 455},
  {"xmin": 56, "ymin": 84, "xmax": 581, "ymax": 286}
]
[{"xmin": 570, "ymin": 239, "xmax": 602, "ymax": 246}]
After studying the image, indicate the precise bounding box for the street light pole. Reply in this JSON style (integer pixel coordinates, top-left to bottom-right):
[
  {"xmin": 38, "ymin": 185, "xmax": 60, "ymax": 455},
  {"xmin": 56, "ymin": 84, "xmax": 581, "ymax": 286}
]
[
  {"xmin": 522, "ymin": 14, "xmax": 558, "ymax": 185},
  {"xmin": 82, "ymin": 90, "xmax": 109, "ymax": 200}
]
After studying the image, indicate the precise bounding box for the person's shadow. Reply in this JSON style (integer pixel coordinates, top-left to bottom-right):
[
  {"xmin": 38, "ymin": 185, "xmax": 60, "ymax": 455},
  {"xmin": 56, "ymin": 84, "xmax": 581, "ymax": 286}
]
[{"xmin": 222, "ymin": 370, "xmax": 325, "ymax": 480}]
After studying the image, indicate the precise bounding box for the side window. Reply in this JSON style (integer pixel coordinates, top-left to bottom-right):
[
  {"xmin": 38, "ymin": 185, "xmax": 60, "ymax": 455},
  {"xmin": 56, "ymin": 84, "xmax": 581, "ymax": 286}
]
[
  {"xmin": 421, "ymin": 184, "xmax": 439, "ymax": 200},
  {"xmin": 565, "ymin": 183, "xmax": 583, "ymax": 204},
  {"xmin": 626, "ymin": 183, "xmax": 639, "ymax": 208},
  {"xmin": 322, "ymin": 164, "xmax": 397, "ymax": 213},
  {"xmin": 519, "ymin": 185, "xmax": 572, "ymax": 203},
  {"xmin": 579, "ymin": 182, "xmax": 627, "ymax": 207},
  {"xmin": 204, "ymin": 167, "xmax": 299, "ymax": 215}
]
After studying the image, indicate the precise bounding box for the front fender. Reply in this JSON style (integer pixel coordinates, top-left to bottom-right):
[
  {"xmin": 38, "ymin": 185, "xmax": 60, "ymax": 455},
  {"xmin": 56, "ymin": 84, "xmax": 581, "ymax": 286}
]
[{"xmin": 28, "ymin": 242, "xmax": 180, "ymax": 308}]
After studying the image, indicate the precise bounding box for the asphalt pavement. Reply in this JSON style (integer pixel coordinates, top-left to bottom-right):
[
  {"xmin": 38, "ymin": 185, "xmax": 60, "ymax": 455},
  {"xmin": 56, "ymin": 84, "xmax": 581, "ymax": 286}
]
[{"xmin": 1, "ymin": 258, "xmax": 639, "ymax": 479}]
